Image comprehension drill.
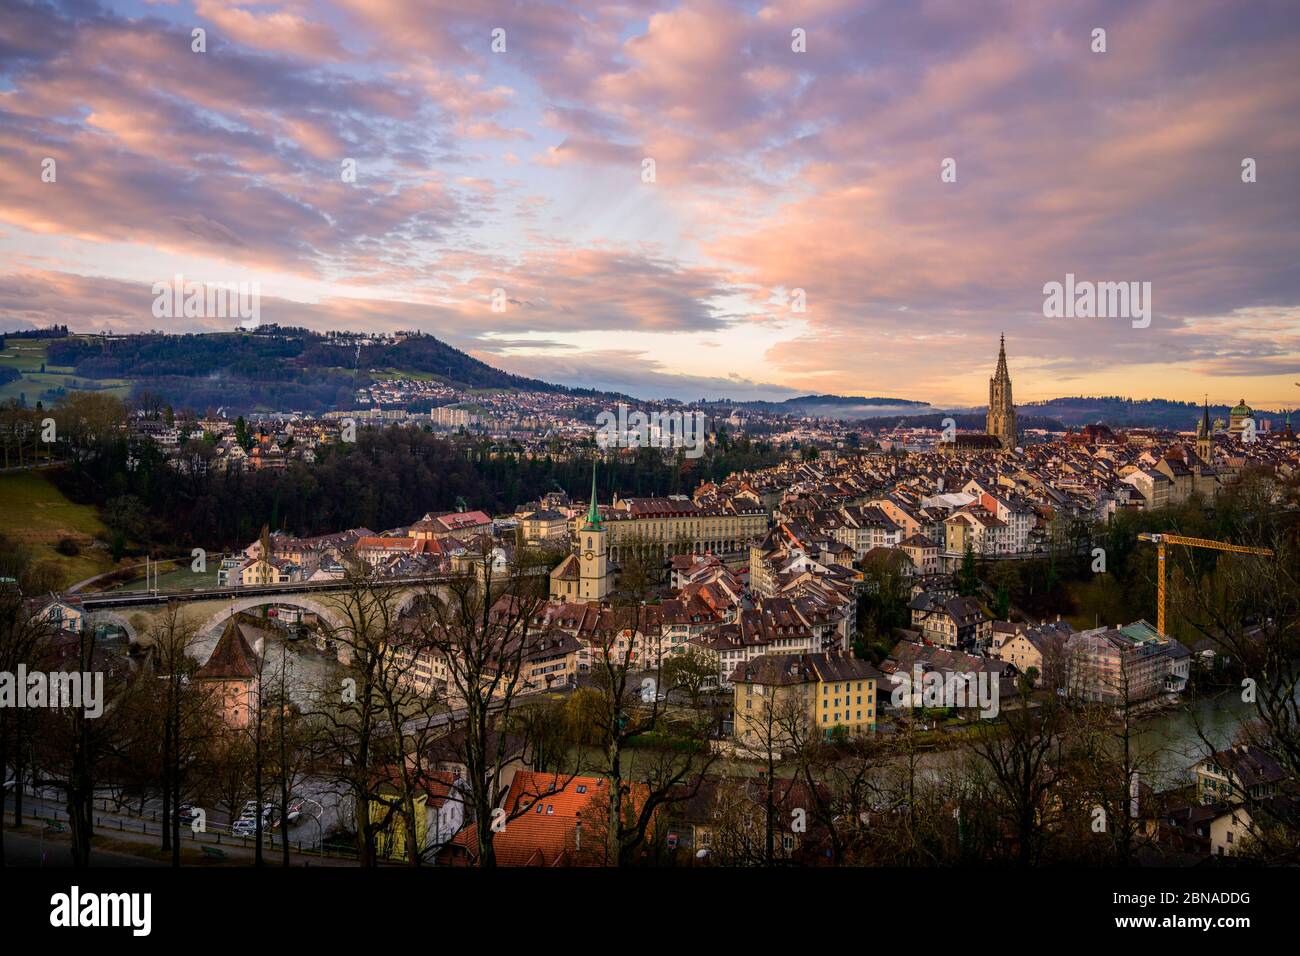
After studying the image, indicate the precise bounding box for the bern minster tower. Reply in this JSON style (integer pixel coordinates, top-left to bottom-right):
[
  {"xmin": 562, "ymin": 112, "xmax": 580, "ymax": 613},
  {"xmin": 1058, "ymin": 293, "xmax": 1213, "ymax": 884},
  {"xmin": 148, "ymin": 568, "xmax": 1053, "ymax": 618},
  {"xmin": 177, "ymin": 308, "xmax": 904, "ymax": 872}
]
[{"xmin": 986, "ymin": 334, "xmax": 1017, "ymax": 450}]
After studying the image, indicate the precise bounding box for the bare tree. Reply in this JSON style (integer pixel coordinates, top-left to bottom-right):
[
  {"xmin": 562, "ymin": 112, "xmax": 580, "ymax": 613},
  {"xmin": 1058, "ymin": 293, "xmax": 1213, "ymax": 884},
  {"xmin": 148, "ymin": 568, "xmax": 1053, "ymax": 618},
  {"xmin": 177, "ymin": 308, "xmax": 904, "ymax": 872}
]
[
  {"xmin": 413, "ymin": 543, "xmax": 571, "ymax": 867},
  {"xmin": 303, "ymin": 560, "xmax": 401, "ymax": 867},
  {"xmin": 147, "ymin": 604, "xmax": 211, "ymax": 865},
  {"xmin": 0, "ymin": 552, "xmax": 56, "ymax": 863},
  {"xmin": 968, "ymin": 674, "xmax": 1066, "ymax": 865},
  {"xmin": 1175, "ymin": 485, "xmax": 1300, "ymax": 860},
  {"xmin": 577, "ymin": 541, "xmax": 720, "ymax": 867}
]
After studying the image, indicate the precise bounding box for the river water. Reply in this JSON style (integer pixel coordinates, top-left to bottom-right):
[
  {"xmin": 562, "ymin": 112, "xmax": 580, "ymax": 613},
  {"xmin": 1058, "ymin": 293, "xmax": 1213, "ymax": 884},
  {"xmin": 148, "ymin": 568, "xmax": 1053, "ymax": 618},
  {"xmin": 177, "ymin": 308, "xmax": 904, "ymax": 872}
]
[{"xmin": 1132, "ymin": 690, "xmax": 1259, "ymax": 791}]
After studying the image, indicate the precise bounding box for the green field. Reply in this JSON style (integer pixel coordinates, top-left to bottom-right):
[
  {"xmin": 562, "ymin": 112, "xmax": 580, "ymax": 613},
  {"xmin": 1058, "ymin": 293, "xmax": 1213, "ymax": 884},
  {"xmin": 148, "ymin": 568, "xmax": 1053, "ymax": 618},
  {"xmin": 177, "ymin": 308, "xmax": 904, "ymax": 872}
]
[
  {"xmin": 106, "ymin": 562, "xmax": 219, "ymax": 592},
  {"xmin": 0, "ymin": 338, "xmax": 132, "ymax": 405},
  {"xmin": 377, "ymin": 366, "xmax": 439, "ymax": 382},
  {"xmin": 0, "ymin": 470, "xmax": 118, "ymax": 587}
]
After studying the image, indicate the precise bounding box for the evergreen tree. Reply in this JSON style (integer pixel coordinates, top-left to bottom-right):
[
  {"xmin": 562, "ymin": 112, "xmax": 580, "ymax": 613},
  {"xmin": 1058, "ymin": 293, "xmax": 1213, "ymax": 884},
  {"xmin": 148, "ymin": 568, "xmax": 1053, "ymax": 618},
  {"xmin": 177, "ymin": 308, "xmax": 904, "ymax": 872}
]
[{"xmin": 958, "ymin": 541, "xmax": 979, "ymax": 596}]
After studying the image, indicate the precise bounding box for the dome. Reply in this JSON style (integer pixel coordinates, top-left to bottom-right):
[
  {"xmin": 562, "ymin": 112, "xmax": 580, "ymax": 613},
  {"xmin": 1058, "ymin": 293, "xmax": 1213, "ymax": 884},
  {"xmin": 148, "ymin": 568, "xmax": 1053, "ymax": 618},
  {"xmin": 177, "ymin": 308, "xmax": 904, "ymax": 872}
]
[{"xmin": 1231, "ymin": 398, "xmax": 1252, "ymax": 416}]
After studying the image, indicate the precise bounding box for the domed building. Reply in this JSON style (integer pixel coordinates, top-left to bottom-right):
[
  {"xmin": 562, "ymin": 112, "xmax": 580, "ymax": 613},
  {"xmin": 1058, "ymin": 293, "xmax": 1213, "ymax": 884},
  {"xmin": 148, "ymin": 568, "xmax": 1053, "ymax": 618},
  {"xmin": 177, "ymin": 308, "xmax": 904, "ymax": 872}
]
[{"xmin": 1228, "ymin": 398, "xmax": 1253, "ymax": 437}]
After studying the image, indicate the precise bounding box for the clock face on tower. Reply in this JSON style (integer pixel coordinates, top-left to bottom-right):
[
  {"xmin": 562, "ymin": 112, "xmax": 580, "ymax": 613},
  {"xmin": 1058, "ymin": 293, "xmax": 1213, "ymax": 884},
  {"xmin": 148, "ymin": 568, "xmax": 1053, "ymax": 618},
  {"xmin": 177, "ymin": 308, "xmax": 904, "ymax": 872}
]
[{"xmin": 584, "ymin": 550, "xmax": 594, "ymax": 560}]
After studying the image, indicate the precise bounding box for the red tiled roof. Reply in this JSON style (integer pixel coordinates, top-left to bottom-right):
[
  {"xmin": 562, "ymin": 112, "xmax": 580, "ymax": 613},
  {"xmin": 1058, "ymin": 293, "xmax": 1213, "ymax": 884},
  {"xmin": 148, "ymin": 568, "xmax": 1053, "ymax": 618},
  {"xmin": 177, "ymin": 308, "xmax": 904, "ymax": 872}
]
[{"xmin": 195, "ymin": 619, "xmax": 261, "ymax": 680}]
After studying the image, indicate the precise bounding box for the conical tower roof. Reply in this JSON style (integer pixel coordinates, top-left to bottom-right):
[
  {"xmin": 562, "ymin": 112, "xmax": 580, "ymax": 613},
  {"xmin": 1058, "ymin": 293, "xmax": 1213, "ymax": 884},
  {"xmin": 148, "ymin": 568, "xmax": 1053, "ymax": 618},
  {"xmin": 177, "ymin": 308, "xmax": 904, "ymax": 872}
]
[{"xmin": 195, "ymin": 618, "xmax": 261, "ymax": 680}]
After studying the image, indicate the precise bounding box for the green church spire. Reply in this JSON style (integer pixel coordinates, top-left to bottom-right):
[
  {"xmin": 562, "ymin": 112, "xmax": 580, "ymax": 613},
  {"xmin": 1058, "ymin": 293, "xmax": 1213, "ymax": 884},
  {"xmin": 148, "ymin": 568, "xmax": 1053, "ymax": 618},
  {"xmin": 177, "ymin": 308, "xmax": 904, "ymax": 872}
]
[{"xmin": 585, "ymin": 461, "xmax": 601, "ymax": 529}]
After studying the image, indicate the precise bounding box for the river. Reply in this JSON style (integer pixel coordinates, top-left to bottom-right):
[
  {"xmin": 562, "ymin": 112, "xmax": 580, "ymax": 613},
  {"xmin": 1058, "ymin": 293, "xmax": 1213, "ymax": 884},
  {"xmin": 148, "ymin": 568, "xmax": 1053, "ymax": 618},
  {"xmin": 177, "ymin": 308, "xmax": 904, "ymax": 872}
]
[{"xmin": 1132, "ymin": 689, "xmax": 1261, "ymax": 790}]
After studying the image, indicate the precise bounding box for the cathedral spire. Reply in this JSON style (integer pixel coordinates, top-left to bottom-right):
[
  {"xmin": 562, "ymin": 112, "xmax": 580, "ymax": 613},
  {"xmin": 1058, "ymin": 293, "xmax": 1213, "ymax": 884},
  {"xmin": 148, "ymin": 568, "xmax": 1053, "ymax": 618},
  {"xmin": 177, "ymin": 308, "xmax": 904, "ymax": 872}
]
[{"xmin": 987, "ymin": 334, "xmax": 1016, "ymax": 450}]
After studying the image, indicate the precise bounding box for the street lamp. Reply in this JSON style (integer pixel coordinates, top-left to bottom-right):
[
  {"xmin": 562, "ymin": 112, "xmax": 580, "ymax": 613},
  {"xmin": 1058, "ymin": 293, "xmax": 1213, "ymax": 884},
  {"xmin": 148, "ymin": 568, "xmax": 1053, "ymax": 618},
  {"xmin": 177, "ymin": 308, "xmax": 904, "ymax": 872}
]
[{"xmin": 300, "ymin": 798, "xmax": 324, "ymax": 855}]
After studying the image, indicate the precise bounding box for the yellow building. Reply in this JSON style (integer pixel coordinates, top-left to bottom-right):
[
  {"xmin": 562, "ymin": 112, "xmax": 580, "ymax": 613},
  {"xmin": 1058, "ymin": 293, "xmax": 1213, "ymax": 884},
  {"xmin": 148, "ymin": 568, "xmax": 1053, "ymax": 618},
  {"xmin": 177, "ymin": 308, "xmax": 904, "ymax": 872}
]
[
  {"xmin": 519, "ymin": 509, "xmax": 569, "ymax": 546},
  {"xmin": 731, "ymin": 651, "xmax": 882, "ymax": 746},
  {"xmin": 1228, "ymin": 398, "xmax": 1253, "ymax": 438},
  {"xmin": 569, "ymin": 495, "xmax": 766, "ymax": 564},
  {"xmin": 371, "ymin": 785, "xmax": 428, "ymax": 863},
  {"xmin": 370, "ymin": 770, "xmax": 463, "ymax": 862}
]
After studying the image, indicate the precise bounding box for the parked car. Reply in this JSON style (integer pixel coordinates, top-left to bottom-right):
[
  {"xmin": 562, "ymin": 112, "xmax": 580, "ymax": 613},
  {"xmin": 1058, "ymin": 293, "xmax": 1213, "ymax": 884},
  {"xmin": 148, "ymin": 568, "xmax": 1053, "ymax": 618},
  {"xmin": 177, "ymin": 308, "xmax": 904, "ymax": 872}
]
[{"xmin": 178, "ymin": 804, "xmax": 196, "ymax": 822}]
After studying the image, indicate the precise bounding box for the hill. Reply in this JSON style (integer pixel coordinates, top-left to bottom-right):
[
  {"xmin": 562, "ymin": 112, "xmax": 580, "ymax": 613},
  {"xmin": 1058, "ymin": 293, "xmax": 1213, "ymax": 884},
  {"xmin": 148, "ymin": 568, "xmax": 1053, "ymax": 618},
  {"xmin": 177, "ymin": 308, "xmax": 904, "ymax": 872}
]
[
  {"xmin": 0, "ymin": 470, "xmax": 117, "ymax": 588},
  {"xmin": 39, "ymin": 327, "xmax": 611, "ymax": 415},
  {"xmin": 1019, "ymin": 396, "xmax": 1287, "ymax": 430},
  {"xmin": 710, "ymin": 394, "xmax": 931, "ymax": 419}
]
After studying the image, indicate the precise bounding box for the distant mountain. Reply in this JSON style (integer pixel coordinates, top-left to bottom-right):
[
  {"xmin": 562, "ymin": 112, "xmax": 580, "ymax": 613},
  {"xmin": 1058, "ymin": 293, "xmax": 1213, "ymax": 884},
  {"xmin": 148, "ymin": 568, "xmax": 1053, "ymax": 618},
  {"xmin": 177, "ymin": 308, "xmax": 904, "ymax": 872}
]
[
  {"xmin": 875, "ymin": 412, "xmax": 1066, "ymax": 433},
  {"xmin": 710, "ymin": 394, "xmax": 931, "ymax": 419},
  {"xmin": 1020, "ymin": 396, "xmax": 1288, "ymax": 430},
  {"xmin": 43, "ymin": 327, "xmax": 621, "ymax": 415}
]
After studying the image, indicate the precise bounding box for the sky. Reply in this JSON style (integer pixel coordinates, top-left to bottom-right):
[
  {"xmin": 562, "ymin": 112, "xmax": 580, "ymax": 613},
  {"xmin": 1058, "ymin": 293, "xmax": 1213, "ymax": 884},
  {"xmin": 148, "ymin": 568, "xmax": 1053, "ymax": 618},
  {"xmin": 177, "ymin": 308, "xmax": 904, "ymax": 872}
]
[{"xmin": 0, "ymin": 0, "xmax": 1297, "ymax": 406}]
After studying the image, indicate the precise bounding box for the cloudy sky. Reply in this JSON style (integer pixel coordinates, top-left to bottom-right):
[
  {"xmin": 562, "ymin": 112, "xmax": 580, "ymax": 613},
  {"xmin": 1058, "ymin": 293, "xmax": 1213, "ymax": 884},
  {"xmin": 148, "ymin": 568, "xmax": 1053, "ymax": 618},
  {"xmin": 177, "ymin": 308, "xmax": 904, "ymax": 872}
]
[{"xmin": 1, "ymin": 0, "xmax": 1297, "ymax": 405}]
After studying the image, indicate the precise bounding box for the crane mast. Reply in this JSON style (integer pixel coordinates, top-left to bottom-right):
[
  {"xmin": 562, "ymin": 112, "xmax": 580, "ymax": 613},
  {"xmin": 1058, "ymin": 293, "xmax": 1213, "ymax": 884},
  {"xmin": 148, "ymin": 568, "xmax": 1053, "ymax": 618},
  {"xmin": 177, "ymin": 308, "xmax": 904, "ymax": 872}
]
[{"xmin": 1136, "ymin": 532, "xmax": 1272, "ymax": 635}]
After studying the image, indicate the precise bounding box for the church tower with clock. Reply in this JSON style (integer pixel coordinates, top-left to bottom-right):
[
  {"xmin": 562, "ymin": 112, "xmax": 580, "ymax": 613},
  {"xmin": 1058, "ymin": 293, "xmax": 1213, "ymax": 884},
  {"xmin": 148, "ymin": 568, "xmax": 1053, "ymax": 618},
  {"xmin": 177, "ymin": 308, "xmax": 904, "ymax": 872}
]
[{"xmin": 579, "ymin": 464, "xmax": 611, "ymax": 601}]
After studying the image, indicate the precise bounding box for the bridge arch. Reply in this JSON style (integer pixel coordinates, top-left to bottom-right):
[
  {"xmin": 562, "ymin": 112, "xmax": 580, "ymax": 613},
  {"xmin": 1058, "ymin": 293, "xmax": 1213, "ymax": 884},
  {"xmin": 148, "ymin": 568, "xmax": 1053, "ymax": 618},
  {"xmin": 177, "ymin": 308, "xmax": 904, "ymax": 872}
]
[
  {"xmin": 84, "ymin": 611, "xmax": 139, "ymax": 644},
  {"xmin": 197, "ymin": 595, "xmax": 349, "ymax": 642},
  {"xmin": 393, "ymin": 587, "xmax": 438, "ymax": 620}
]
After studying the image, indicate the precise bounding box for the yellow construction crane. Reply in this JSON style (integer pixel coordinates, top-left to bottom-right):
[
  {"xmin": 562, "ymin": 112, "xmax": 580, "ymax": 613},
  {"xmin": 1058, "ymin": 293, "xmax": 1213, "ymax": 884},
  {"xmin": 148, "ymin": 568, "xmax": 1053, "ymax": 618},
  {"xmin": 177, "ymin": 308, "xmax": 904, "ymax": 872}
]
[{"xmin": 1136, "ymin": 532, "xmax": 1273, "ymax": 635}]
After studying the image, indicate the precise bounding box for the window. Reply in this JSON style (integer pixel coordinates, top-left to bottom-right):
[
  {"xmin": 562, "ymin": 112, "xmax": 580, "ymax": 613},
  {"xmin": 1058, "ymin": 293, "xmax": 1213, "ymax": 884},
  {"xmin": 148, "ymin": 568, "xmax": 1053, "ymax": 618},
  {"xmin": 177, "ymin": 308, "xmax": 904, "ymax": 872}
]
[{"xmin": 577, "ymin": 785, "xmax": 587, "ymax": 794}]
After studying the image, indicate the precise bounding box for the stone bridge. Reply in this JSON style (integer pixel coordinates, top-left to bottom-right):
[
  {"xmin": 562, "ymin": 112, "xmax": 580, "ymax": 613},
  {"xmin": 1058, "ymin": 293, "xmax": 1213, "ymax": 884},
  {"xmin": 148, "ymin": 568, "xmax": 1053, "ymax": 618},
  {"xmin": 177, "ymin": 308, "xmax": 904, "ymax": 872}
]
[{"xmin": 74, "ymin": 575, "xmax": 461, "ymax": 660}]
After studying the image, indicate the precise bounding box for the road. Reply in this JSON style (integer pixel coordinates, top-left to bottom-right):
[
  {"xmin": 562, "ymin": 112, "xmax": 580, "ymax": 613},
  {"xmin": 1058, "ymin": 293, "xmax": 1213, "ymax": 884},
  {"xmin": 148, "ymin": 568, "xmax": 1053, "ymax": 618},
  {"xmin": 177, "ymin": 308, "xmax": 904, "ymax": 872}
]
[
  {"xmin": 4, "ymin": 786, "xmax": 351, "ymax": 865},
  {"xmin": 2, "ymin": 827, "xmax": 166, "ymax": 867}
]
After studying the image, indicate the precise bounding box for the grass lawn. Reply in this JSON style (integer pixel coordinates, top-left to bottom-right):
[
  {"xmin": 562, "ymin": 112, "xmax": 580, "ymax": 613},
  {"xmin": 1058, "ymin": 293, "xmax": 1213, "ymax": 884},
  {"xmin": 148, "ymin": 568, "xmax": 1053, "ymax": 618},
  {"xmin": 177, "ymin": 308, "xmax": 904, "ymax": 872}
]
[
  {"xmin": 377, "ymin": 366, "xmax": 439, "ymax": 381},
  {"xmin": 0, "ymin": 470, "xmax": 117, "ymax": 587},
  {"xmin": 106, "ymin": 561, "xmax": 220, "ymax": 592},
  {"xmin": 0, "ymin": 338, "xmax": 131, "ymax": 404}
]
